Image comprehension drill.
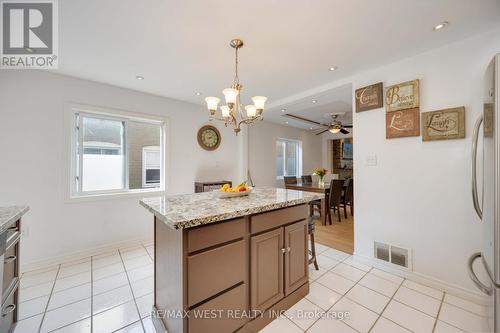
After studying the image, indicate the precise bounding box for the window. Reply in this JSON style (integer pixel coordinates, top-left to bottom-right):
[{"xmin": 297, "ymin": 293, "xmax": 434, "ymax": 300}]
[
  {"xmin": 71, "ymin": 109, "xmax": 165, "ymax": 197},
  {"xmin": 142, "ymin": 146, "xmax": 161, "ymax": 188},
  {"xmin": 276, "ymin": 139, "xmax": 302, "ymax": 179}
]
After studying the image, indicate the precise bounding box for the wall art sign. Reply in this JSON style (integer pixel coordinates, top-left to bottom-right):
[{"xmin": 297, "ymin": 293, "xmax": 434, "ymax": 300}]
[
  {"xmin": 385, "ymin": 79, "xmax": 420, "ymax": 112},
  {"xmin": 386, "ymin": 107, "xmax": 420, "ymax": 139},
  {"xmin": 484, "ymin": 103, "xmax": 494, "ymax": 138},
  {"xmin": 422, "ymin": 107, "xmax": 465, "ymax": 141},
  {"xmin": 355, "ymin": 82, "xmax": 383, "ymax": 112}
]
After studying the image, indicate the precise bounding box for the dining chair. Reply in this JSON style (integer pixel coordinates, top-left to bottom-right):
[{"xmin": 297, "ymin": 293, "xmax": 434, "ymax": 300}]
[
  {"xmin": 308, "ymin": 216, "xmax": 319, "ymax": 270},
  {"xmin": 342, "ymin": 178, "xmax": 353, "ymax": 217},
  {"xmin": 283, "ymin": 176, "xmax": 298, "ymax": 185},
  {"xmin": 327, "ymin": 179, "xmax": 345, "ymax": 224},
  {"xmin": 301, "ymin": 175, "xmax": 313, "ymax": 183}
]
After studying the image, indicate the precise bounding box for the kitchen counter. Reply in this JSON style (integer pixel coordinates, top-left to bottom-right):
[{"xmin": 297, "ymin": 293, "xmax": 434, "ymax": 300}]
[
  {"xmin": 140, "ymin": 187, "xmax": 321, "ymax": 333},
  {"xmin": 140, "ymin": 186, "xmax": 322, "ymax": 230},
  {"xmin": 0, "ymin": 206, "xmax": 29, "ymax": 234}
]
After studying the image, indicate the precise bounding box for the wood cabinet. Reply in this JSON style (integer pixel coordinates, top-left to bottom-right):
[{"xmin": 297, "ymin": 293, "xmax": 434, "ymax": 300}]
[
  {"xmin": 152, "ymin": 204, "xmax": 310, "ymax": 333},
  {"xmin": 250, "ymin": 228, "xmax": 284, "ymax": 311},
  {"xmin": 250, "ymin": 220, "xmax": 308, "ymax": 312}
]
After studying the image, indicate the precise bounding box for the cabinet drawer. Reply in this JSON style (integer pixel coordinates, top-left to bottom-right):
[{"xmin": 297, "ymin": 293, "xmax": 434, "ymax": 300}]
[
  {"xmin": 187, "ymin": 218, "xmax": 245, "ymax": 253},
  {"xmin": 251, "ymin": 204, "xmax": 307, "ymax": 234},
  {"xmin": 5, "ymin": 225, "xmax": 19, "ymax": 249},
  {"xmin": 0, "ymin": 288, "xmax": 17, "ymax": 333},
  {"xmin": 188, "ymin": 283, "xmax": 247, "ymax": 333},
  {"xmin": 2, "ymin": 243, "xmax": 18, "ymax": 295},
  {"xmin": 187, "ymin": 240, "xmax": 245, "ymax": 306}
]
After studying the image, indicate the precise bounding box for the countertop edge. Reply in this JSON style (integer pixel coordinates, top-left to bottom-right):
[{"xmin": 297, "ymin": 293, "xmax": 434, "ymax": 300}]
[
  {"xmin": 140, "ymin": 192, "xmax": 323, "ymax": 230},
  {"xmin": 0, "ymin": 205, "xmax": 30, "ymax": 234}
]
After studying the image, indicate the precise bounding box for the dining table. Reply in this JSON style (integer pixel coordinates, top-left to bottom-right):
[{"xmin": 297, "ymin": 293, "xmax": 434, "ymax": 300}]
[{"xmin": 285, "ymin": 182, "xmax": 331, "ymax": 225}]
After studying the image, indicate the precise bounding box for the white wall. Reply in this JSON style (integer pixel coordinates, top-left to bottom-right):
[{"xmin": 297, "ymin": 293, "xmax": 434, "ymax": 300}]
[
  {"xmin": 310, "ymin": 28, "xmax": 500, "ymax": 292},
  {"xmin": 0, "ymin": 71, "xmax": 241, "ymax": 268},
  {"xmin": 248, "ymin": 121, "xmax": 322, "ymax": 187}
]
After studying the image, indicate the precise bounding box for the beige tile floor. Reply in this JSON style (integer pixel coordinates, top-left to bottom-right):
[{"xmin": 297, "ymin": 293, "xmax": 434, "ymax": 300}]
[{"xmin": 13, "ymin": 242, "xmax": 489, "ymax": 333}]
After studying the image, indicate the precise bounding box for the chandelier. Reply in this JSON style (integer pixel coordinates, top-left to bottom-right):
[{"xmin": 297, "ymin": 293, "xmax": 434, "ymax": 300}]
[{"xmin": 204, "ymin": 39, "xmax": 267, "ymax": 135}]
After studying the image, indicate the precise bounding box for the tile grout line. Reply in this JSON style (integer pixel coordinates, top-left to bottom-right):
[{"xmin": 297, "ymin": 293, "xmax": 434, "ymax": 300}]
[
  {"xmin": 367, "ymin": 274, "xmax": 405, "ymax": 333},
  {"xmin": 36, "ymin": 264, "xmax": 62, "ymax": 333},
  {"xmin": 432, "ymin": 292, "xmax": 446, "ymax": 333},
  {"xmin": 118, "ymin": 248, "xmax": 147, "ymax": 333}
]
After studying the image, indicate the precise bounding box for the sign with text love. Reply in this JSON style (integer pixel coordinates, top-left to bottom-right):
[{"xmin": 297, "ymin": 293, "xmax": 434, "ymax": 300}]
[
  {"xmin": 355, "ymin": 82, "xmax": 383, "ymax": 112},
  {"xmin": 385, "ymin": 79, "xmax": 420, "ymax": 112},
  {"xmin": 386, "ymin": 107, "xmax": 420, "ymax": 139}
]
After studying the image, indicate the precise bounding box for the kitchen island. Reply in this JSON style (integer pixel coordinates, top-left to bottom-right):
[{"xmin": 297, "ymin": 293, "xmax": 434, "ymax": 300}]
[{"xmin": 140, "ymin": 187, "xmax": 322, "ymax": 333}]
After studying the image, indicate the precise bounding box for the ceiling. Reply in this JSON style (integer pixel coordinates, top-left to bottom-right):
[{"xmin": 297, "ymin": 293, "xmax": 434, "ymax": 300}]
[
  {"xmin": 267, "ymin": 83, "xmax": 353, "ymax": 131},
  {"xmin": 57, "ymin": 0, "xmax": 500, "ymax": 123}
]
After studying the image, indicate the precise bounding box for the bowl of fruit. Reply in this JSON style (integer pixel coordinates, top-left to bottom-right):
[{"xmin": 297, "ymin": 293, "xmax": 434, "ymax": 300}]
[{"xmin": 218, "ymin": 182, "xmax": 253, "ymax": 198}]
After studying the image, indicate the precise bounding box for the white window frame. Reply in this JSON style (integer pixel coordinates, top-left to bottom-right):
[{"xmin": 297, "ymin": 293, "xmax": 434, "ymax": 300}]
[
  {"xmin": 142, "ymin": 146, "xmax": 161, "ymax": 188},
  {"xmin": 65, "ymin": 103, "xmax": 168, "ymax": 201},
  {"xmin": 276, "ymin": 138, "xmax": 303, "ymax": 180}
]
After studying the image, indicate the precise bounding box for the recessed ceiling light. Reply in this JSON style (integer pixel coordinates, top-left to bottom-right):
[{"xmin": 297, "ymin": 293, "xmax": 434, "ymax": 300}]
[
  {"xmin": 195, "ymin": 92, "xmax": 202, "ymax": 96},
  {"xmin": 285, "ymin": 121, "xmax": 289, "ymax": 124},
  {"xmin": 310, "ymin": 127, "xmax": 314, "ymax": 130},
  {"xmin": 329, "ymin": 66, "xmax": 338, "ymax": 71},
  {"xmin": 281, "ymin": 108, "xmax": 286, "ymax": 113},
  {"xmin": 136, "ymin": 75, "xmax": 144, "ymax": 80},
  {"xmin": 312, "ymin": 99, "xmax": 317, "ymax": 104},
  {"xmin": 433, "ymin": 21, "xmax": 449, "ymax": 31}
]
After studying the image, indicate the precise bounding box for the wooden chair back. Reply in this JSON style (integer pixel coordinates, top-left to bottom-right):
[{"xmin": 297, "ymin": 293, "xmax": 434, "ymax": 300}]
[
  {"xmin": 329, "ymin": 179, "xmax": 344, "ymax": 208},
  {"xmin": 344, "ymin": 178, "xmax": 353, "ymax": 203},
  {"xmin": 284, "ymin": 176, "xmax": 298, "ymax": 185},
  {"xmin": 301, "ymin": 175, "xmax": 313, "ymax": 183}
]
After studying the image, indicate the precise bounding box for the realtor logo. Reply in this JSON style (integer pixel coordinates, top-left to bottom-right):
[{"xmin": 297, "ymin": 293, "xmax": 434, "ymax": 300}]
[{"xmin": 1, "ymin": 0, "xmax": 58, "ymax": 68}]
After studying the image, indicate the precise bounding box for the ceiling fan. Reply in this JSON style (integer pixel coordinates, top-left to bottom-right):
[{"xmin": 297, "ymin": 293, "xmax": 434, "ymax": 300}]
[{"xmin": 282, "ymin": 113, "xmax": 352, "ymax": 135}]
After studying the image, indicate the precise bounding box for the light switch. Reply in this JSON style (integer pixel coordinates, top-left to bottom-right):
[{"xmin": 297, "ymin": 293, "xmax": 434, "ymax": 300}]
[{"xmin": 366, "ymin": 155, "xmax": 377, "ymax": 166}]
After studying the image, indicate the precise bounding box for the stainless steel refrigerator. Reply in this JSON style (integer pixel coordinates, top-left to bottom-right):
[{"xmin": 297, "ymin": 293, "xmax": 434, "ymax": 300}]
[{"xmin": 469, "ymin": 53, "xmax": 500, "ymax": 332}]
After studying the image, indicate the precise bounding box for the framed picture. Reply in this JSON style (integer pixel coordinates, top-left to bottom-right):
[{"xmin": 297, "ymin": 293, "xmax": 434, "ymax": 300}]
[
  {"xmin": 355, "ymin": 82, "xmax": 383, "ymax": 112},
  {"xmin": 386, "ymin": 108, "xmax": 420, "ymax": 139},
  {"xmin": 422, "ymin": 107, "xmax": 465, "ymax": 141},
  {"xmin": 342, "ymin": 142, "xmax": 353, "ymax": 160},
  {"xmin": 385, "ymin": 79, "xmax": 420, "ymax": 112}
]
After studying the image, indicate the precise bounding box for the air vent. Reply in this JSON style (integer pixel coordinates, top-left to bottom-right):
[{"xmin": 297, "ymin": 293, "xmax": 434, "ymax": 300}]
[
  {"xmin": 374, "ymin": 242, "xmax": 390, "ymax": 262},
  {"xmin": 374, "ymin": 242, "xmax": 411, "ymax": 269}
]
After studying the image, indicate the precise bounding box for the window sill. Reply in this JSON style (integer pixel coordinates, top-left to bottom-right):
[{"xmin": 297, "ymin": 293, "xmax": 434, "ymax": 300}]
[{"xmin": 67, "ymin": 188, "xmax": 166, "ymax": 203}]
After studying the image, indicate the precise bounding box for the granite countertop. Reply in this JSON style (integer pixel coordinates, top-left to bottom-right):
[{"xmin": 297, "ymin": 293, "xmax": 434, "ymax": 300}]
[
  {"xmin": 140, "ymin": 187, "xmax": 323, "ymax": 230},
  {"xmin": 0, "ymin": 205, "xmax": 29, "ymax": 234}
]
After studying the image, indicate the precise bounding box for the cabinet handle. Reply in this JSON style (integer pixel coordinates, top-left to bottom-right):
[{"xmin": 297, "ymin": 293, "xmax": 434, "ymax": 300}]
[
  {"xmin": 281, "ymin": 248, "xmax": 286, "ymax": 253},
  {"xmin": 2, "ymin": 304, "xmax": 16, "ymax": 317},
  {"xmin": 286, "ymin": 247, "xmax": 291, "ymax": 252},
  {"xmin": 4, "ymin": 255, "xmax": 16, "ymax": 264},
  {"xmin": 7, "ymin": 226, "xmax": 18, "ymax": 232}
]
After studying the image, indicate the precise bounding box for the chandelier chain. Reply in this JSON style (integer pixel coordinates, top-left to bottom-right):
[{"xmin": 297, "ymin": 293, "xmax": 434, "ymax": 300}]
[{"xmin": 234, "ymin": 47, "xmax": 240, "ymax": 85}]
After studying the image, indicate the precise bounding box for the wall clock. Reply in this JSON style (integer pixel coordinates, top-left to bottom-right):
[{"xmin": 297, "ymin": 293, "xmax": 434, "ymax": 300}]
[{"xmin": 197, "ymin": 125, "xmax": 221, "ymax": 151}]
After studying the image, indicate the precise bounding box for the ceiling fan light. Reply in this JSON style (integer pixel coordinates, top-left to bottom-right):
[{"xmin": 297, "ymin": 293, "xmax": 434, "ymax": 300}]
[
  {"xmin": 223, "ymin": 88, "xmax": 239, "ymax": 105},
  {"xmin": 329, "ymin": 128, "xmax": 341, "ymax": 134},
  {"xmin": 245, "ymin": 105, "xmax": 257, "ymax": 118}
]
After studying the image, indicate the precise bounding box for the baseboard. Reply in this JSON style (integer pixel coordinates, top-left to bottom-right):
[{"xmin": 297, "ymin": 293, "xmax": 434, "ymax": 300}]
[
  {"xmin": 21, "ymin": 237, "xmax": 153, "ymax": 273},
  {"xmin": 352, "ymin": 252, "xmax": 488, "ymax": 305}
]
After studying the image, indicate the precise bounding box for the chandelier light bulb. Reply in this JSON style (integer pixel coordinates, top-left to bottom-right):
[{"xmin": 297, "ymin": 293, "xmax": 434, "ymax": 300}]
[
  {"xmin": 245, "ymin": 105, "xmax": 257, "ymax": 118},
  {"xmin": 223, "ymin": 88, "xmax": 239, "ymax": 105},
  {"xmin": 205, "ymin": 97, "xmax": 220, "ymax": 111},
  {"xmin": 221, "ymin": 105, "xmax": 231, "ymax": 119},
  {"xmin": 251, "ymin": 96, "xmax": 267, "ymax": 110}
]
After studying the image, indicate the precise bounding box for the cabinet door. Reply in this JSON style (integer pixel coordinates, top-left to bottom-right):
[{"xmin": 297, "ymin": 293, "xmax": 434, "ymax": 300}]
[
  {"xmin": 284, "ymin": 220, "xmax": 308, "ymax": 296},
  {"xmin": 251, "ymin": 228, "xmax": 284, "ymax": 311}
]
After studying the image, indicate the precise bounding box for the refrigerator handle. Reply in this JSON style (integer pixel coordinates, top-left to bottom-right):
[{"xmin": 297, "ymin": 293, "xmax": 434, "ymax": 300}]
[
  {"xmin": 472, "ymin": 115, "xmax": 483, "ymax": 219},
  {"xmin": 468, "ymin": 252, "xmax": 492, "ymax": 295}
]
